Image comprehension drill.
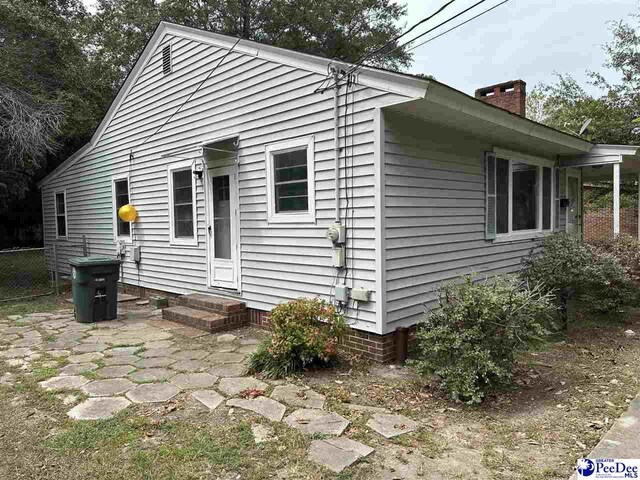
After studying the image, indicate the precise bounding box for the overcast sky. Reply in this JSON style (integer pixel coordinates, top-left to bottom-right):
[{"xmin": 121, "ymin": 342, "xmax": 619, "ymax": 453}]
[
  {"xmin": 403, "ymin": 0, "xmax": 639, "ymax": 95},
  {"xmin": 82, "ymin": 0, "xmax": 638, "ymax": 96}
]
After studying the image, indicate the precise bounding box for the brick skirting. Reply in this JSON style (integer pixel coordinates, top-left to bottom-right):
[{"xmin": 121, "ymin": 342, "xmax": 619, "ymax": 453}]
[{"xmin": 584, "ymin": 208, "xmax": 639, "ymax": 242}]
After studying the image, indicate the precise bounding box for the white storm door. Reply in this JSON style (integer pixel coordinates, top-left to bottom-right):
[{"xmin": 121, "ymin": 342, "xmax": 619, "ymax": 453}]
[{"xmin": 208, "ymin": 166, "xmax": 238, "ymax": 289}]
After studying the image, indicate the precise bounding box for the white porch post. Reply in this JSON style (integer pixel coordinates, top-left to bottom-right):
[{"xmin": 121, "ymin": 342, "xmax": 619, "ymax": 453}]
[{"xmin": 613, "ymin": 163, "xmax": 621, "ymax": 236}]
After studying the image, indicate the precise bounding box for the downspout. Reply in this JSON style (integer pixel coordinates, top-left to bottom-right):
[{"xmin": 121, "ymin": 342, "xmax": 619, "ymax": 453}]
[{"xmin": 332, "ymin": 67, "xmax": 341, "ymax": 224}]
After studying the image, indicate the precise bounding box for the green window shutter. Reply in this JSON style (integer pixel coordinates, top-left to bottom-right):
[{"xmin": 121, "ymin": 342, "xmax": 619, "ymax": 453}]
[
  {"xmin": 485, "ymin": 152, "xmax": 497, "ymax": 240},
  {"xmin": 555, "ymin": 168, "xmax": 566, "ymax": 230}
]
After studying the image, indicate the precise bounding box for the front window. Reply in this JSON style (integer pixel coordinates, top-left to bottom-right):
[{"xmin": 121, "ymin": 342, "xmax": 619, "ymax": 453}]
[
  {"xmin": 495, "ymin": 156, "xmax": 553, "ymax": 236},
  {"xmin": 55, "ymin": 192, "xmax": 67, "ymax": 238}
]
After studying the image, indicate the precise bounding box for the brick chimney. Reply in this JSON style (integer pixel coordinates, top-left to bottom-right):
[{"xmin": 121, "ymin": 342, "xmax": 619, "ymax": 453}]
[{"xmin": 475, "ymin": 80, "xmax": 526, "ymax": 117}]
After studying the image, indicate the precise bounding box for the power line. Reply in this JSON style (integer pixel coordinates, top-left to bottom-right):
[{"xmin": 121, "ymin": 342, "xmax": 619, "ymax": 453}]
[
  {"xmin": 323, "ymin": 0, "xmax": 491, "ymax": 93},
  {"xmin": 317, "ymin": 0, "xmax": 458, "ymax": 93},
  {"xmin": 380, "ymin": 0, "xmax": 490, "ymax": 62},
  {"xmin": 405, "ymin": 0, "xmax": 509, "ymax": 54}
]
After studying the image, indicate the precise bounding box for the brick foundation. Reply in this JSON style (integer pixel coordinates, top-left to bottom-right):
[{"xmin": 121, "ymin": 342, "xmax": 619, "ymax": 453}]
[{"xmin": 584, "ymin": 208, "xmax": 639, "ymax": 242}]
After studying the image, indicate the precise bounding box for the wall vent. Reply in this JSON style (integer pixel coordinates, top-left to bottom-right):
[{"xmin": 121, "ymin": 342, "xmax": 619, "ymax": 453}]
[{"xmin": 162, "ymin": 44, "xmax": 172, "ymax": 75}]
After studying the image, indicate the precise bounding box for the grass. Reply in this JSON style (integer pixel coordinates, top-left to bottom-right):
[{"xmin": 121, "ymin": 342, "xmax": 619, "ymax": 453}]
[{"xmin": 0, "ymin": 295, "xmax": 63, "ymax": 318}]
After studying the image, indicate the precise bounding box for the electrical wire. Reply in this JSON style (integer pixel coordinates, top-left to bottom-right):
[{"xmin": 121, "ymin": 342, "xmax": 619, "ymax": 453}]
[
  {"xmin": 321, "ymin": 0, "xmax": 491, "ymax": 93},
  {"xmin": 403, "ymin": 0, "xmax": 509, "ymax": 54}
]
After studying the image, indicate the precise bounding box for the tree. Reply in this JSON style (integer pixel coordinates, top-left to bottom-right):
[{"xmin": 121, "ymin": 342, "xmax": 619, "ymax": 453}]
[
  {"xmin": 528, "ymin": 15, "xmax": 640, "ymax": 145},
  {"xmin": 87, "ymin": 0, "xmax": 412, "ymax": 88}
]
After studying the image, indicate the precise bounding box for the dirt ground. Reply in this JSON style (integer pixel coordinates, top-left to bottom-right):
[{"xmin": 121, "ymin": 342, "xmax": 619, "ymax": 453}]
[{"xmin": 0, "ymin": 297, "xmax": 638, "ymax": 480}]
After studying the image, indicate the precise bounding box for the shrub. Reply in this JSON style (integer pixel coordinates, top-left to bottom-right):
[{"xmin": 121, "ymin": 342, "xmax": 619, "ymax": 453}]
[
  {"xmin": 247, "ymin": 298, "xmax": 347, "ymax": 378},
  {"xmin": 409, "ymin": 275, "xmax": 554, "ymax": 404},
  {"xmin": 522, "ymin": 232, "xmax": 634, "ymax": 314}
]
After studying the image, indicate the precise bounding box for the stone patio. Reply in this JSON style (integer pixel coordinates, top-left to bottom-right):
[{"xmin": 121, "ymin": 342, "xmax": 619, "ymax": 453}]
[{"xmin": 0, "ymin": 302, "xmax": 423, "ymax": 474}]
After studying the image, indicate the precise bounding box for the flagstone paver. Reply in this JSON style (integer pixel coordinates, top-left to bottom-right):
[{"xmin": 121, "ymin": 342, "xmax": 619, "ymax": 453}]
[
  {"xmin": 129, "ymin": 368, "xmax": 175, "ymax": 382},
  {"xmin": 217, "ymin": 334, "xmax": 237, "ymax": 343},
  {"xmin": 68, "ymin": 397, "xmax": 131, "ymax": 420},
  {"xmin": 139, "ymin": 348, "xmax": 175, "ymax": 358},
  {"xmin": 103, "ymin": 355, "xmax": 140, "ymax": 366},
  {"xmin": 143, "ymin": 340, "xmax": 174, "ymax": 349},
  {"xmin": 308, "ymin": 438, "xmax": 374, "ymax": 473},
  {"xmin": 227, "ymin": 397, "xmax": 286, "ymax": 422},
  {"xmin": 236, "ymin": 344, "xmax": 259, "ymax": 355},
  {"xmin": 171, "ymin": 359, "xmax": 207, "ymax": 372},
  {"xmin": 172, "ymin": 349, "xmax": 209, "ymax": 360},
  {"xmin": 218, "ymin": 377, "xmax": 268, "ymax": 397},
  {"xmin": 208, "ymin": 363, "xmax": 247, "ymax": 378},
  {"xmin": 68, "ymin": 352, "xmax": 104, "ymax": 363},
  {"xmin": 0, "ymin": 348, "xmax": 33, "ymax": 358},
  {"xmin": 271, "ymin": 385, "xmax": 326, "ymax": 409},
  {"xmin": 192, "ymin": 390, "xmax": 225, "ymax": 410},
  {"xmin": 82, "ymin": 378, "xmax": 135, "ymax": 397},
  {"xmin": 105, "ymin": 346, "xmax": 139, "ymax": 356},
  {"xmin": 96, "ymin": 365, "xmax": 136, "ymax": 378},
  {"xmin": 284, "ymin": 409, "xmax": 349, "ymax": 436},
  {"xmin": 134, "ymin": 357, "xmax": 175, "ymax": 368},
  {"xmin": 171, "ymin": 373, "xmax": 218, "ymax": 390},
  {"xmin": 72, "ymin": 343, "xmax": 109, "ymax": 353},
  {"xmin": 60, "ymin": 362, "xmax": 98, "ymax": 376},
  {"xmin": 39, "ymin": 375, "xmax": 90, "ymax": 391},
  {"xmin": 366, "ymin": 413, "xmax": 418, "ymax": 438},
  {"xmin": 126, "ymin": 383, "xmax": 180, "ymax": 403},
  {"xmin": 207, "ymin": 352, "xmax": 246, "ymax": 364}
]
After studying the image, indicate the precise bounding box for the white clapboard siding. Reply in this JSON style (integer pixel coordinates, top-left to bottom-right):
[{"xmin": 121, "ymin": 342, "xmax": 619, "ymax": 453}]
[
  {"xmin": 383, "ymin": 111, "xmax": 562, "ymax": 331},
  {"xmin": 41, "ymin": 31, "xmax": 409, "ymax": 333}
]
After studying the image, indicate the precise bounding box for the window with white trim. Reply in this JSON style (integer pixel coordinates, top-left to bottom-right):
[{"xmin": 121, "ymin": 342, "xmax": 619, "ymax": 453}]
[
  {"xmin": 486, "ymin": 151, "xmax": 554, "ymax": 239},
  {"xmin": 265, "ymin": 137, "xmax": 315, "ymax": 223},
  {"xmin": 55, "ymin": 191, "xmax": 67, "ymax": 238},
  {"xmin": 168, "ymin": 160, "xmax": 197, "ymax": 245},
  {"xmin": 112, "ymin": 177, "xmax": 130, "ymax": 239}
]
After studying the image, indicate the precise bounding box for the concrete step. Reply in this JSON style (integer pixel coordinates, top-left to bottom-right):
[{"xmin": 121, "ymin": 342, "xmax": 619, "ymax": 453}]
[
  {"xmin": 179, "ymin": 293, "xmax": 246, "ymax": 314},
  {"xmin": 162, "ymin": 306, "xmax": 227, "ymax": 333}
]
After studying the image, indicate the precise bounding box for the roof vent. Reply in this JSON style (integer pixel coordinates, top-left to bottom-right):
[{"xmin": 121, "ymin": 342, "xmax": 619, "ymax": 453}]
[{"xmin": 162, "ymin": 44, "xmax": 172, "ymax": 75}]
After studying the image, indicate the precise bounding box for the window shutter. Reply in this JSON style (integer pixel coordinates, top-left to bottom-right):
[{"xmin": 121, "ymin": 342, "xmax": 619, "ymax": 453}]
[{"xmin": 485, "ymin": 152, "xmax": 497, "ymax": 240}]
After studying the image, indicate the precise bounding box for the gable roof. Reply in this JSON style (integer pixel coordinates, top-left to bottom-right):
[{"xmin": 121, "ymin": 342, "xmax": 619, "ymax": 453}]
[{"xmin": 39, "ymin": 21, "xmax": 593, "ymax": 187}]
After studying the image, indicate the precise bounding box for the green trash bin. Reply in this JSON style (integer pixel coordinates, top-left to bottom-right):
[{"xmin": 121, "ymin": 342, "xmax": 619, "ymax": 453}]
[{"xmin": 70, "ymin": 256, "xmax": 122, "ymax": 323}]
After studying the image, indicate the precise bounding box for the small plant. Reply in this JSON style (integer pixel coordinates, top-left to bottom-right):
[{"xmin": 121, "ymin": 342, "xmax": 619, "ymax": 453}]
[
  {"xmin": 410, "ymin": 275, "xmax": 555, "ymax": 404},
  {"xmin": 522, "ymin": 232, "xmax": 635, "ymax": 314},
  {"xmin": 247, "ymin": 298, "xmax": 347, "ymax": 379}
]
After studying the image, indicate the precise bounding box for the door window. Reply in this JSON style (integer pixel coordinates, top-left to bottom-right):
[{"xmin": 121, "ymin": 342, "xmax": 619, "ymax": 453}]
[{"xmin": 212, "ymin": 175, "xmax": 231, "ymax": 259}]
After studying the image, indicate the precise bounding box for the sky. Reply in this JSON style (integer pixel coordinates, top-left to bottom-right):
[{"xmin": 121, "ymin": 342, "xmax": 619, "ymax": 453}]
[{"xmin": 402, "ymin": 0, "xmax": 640, "ymax": 95}]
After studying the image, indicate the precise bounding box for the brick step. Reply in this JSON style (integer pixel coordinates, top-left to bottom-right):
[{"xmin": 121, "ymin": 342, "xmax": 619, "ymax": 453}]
[
  {"xmin": 162, "ymin": 306, "xmax": 227, "ymax": 333},
  {"xmin": 179, "ymin": 293, "xmax": 246, "ymax": 315}
]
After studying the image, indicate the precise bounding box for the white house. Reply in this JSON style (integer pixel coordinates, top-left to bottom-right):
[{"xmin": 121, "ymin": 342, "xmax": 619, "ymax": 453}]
[{"xmin": 38, "ymin": 22, "xmax": 640, "ymax": 362}]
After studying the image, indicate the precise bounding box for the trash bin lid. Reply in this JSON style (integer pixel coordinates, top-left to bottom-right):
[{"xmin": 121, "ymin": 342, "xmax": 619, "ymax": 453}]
[{"xmin": 69, "ymin": 256, "xmax": 122, "ymax": 267}]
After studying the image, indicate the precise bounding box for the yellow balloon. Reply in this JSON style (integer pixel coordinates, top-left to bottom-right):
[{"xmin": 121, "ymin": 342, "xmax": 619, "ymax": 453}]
[{"xmin": 118, "ymin": 204, "xmax": 137, "ymax": 222}]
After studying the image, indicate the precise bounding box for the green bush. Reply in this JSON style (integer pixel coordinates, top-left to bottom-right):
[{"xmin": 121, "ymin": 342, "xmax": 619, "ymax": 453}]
[
  {"xmin": 409, "ymin": 276, "xmax": 554, "ymax": 404},
  {"xmin": 247, "ymin": 298, "xmax": 347, "ymax": 378},
  {"xmin": 522, "ymin": 233, "xmax": 634, "ymax": 314}
]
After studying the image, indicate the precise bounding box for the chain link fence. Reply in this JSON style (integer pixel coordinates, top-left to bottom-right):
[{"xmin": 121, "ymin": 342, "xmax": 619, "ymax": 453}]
[
  {"xmin": 0, "ymin": 248, "xmax": 53, "ymax": 302},
  {"xmin": 0, "ymin": 236, "xmax": 87, "ymax": 303}
]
